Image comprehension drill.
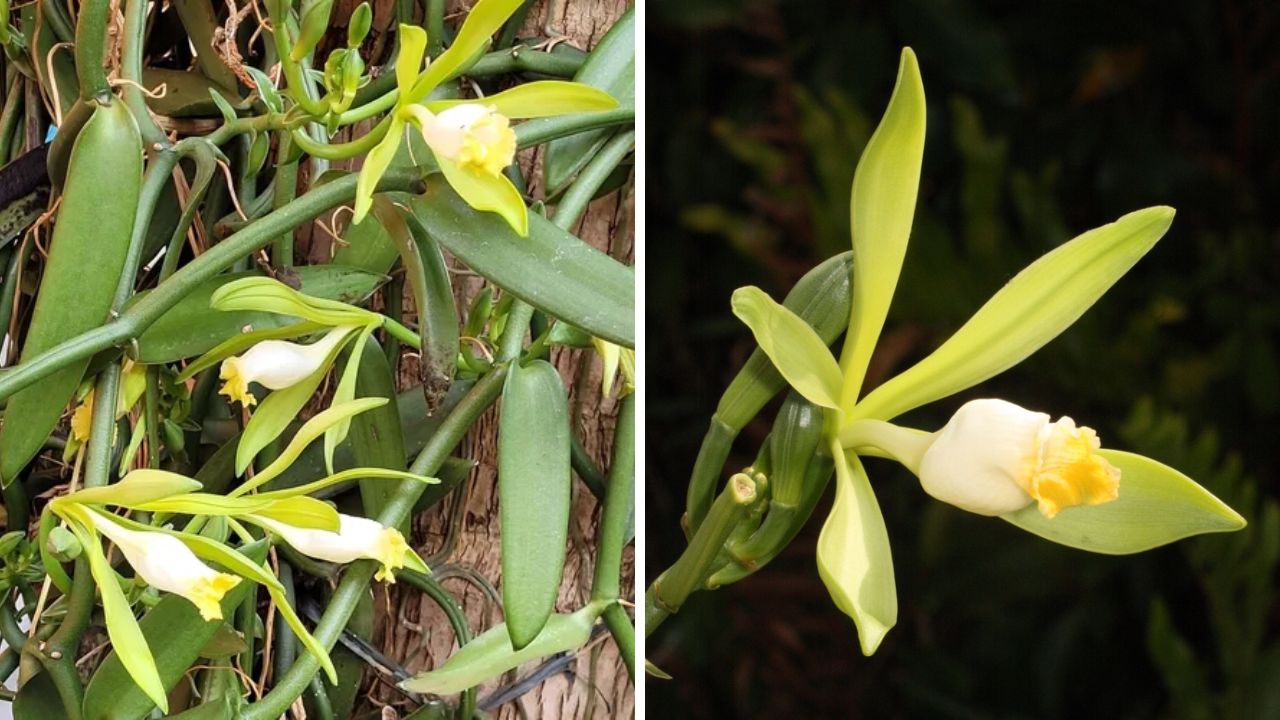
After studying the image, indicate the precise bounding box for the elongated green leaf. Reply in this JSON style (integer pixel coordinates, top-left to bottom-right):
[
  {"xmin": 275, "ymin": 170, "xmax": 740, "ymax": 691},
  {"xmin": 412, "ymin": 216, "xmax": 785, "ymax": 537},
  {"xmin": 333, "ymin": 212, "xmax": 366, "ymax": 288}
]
[
  {"xmin": 407, "ymin": 178, "xmax": 633, "ymax": 347},
  {"xmin": 815, "ymin": 446, "xmax": 896, "ymax": 656},
  {"xmin": 238, "ymin": 397, "xmax": 388, "ymax": 492},
  {"xmin": 840, "ymin": 47, "xmax": 927, "ymax": 408},
  {"xmin": 1002, "ymin": 450, "xmax": 1245, "ymax": 554},
  {"xmin": 731, "ymin": 286, "xmax": 843, "ymax": 409},
  {"xmin": 136, "ymin": 266, "xmax": 386, "ymax": 364},
  {"xmin": 544, "ymin": 8, "xmax": 634, "ymax": 193},
  {"xmin": 400, "ymin": 602, "xmax": 603, "ymax": 694},
  {"xmin": 428, "ymin": 81, "xmax": 617, "ymax": 119},
  {"xmin": 435, "ymin": 157, "xmax": 528, "ymax": 236},
  {"xmin": 63, "ymin": 469, "xmax": 201, "ymax": 506},
  {"xmin": 407, "ymin": 0, "xmax": 523, "ymax": 102},
  {"xmin": 852, "ymin": 207, "xmax": 1176, "ymax": 422},
  {"xmin": 499, "ymin": 360, "xmax": 572, "ymax": 648},
  {"xmin": 74, "ymin": 524, "xmax": 169, "ymax": 713},
  {"xmin": 83, "ymin": 541, "xmax": 268, "ymax": 720}
]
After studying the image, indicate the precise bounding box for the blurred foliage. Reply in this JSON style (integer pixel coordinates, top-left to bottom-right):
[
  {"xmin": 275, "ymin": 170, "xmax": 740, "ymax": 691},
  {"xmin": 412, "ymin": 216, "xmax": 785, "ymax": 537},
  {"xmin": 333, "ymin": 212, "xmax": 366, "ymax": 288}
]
[{"xmin": 648, "ymin": 0, "xmax": 1280, "ymax": 716}]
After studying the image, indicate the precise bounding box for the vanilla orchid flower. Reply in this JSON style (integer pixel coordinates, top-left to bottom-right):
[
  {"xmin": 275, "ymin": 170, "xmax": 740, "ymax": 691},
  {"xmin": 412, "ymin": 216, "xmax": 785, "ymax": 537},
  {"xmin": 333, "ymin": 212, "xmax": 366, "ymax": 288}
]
[
  {"xmin": 85, "ymin": 511, "xmax": 241, "ymax": 621},
  {"xmin": 218, "ymin": 326, "xmax": 352, "ymax": 407},
  {"xmin": 405, "ymin": 104, "xmax": 517, "ymax": 177},
  {"xmin": 917, "ymin": 399, "xmax": 1120, "ymax": 518},
  {"xmin": 255, "ymin": 513, "xmax": 412, "ymax": 582}
]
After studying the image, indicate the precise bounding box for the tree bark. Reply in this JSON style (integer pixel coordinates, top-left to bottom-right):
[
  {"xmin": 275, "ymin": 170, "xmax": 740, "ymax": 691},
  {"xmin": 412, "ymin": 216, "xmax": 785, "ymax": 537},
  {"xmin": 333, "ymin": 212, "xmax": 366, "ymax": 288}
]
[{"xmin": 363, "ymin": 2, "xmax": 635, "ymax": 717}]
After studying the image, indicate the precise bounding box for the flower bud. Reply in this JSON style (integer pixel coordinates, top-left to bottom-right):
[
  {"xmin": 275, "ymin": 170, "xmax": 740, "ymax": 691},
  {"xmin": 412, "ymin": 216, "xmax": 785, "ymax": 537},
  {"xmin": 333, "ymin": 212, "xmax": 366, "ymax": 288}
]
[
  {"xmin": 218, "ymin": 327, "xmax": 350, "ymax": 407},
  {"xmin": 918, "ymin": 399, "xmax": 1120, "ymax": 518},
  {"xmin": 256, "ymin": 513, "xmax": 411, "ymax": 583},
  {"xmin": 86, "ymin": 512, "xmax": 240, "ymax": 621}
]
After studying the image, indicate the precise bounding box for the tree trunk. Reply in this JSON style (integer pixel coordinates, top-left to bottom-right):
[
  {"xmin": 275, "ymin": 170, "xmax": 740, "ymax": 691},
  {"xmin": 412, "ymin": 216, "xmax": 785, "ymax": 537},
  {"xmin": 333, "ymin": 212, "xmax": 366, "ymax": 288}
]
[{"xmin": 362, "ymin": 2, "xmax": 634, "ymax": 717}]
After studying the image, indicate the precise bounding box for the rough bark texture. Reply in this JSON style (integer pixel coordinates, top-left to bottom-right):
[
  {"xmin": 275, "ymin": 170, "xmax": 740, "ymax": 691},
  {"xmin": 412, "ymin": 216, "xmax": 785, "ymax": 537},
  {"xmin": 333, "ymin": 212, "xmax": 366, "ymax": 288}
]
[{"xmin": 334, "ymin": 1, "xmax": 635, "ymax": 717}]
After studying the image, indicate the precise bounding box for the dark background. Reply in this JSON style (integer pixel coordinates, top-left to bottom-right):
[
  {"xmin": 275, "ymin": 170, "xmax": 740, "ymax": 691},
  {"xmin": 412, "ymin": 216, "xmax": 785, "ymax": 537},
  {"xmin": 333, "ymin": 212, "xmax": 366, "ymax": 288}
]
[{"xmin": 646, "ymin": 0, "xmax": 1280, "ymax": 717}]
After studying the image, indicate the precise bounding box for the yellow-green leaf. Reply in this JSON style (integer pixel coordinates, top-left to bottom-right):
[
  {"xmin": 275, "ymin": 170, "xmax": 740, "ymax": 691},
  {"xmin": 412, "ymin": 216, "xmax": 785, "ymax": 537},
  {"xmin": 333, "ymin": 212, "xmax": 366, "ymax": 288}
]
[
  {"xmin": 235, "ymin": 398, "xmax": 389, "ymax": 494},
  {"xmin": 840, "ymin": 47, "xmax": 926, "ymax": 409},
  {"xmin": 731, "ymin": 286, "xmax": 843, "ymax": 409},
  {"xmin": 852, "ymin": 206, "xmax": 1175, "ymax": 423},
  {"xmin": 427, "ymin": 81, "xmax": 618, "ymax": 119},
  {"xmin": 1001, "ymin": 450, "xmax": 1245, "ymax": 554},
  {"xmin": 815, "ymin": 445, "xmax": 896, "ymax": 656},
  {"xmin": 436, "ymin": 157, "xmax": 528, "ymax": 236}
]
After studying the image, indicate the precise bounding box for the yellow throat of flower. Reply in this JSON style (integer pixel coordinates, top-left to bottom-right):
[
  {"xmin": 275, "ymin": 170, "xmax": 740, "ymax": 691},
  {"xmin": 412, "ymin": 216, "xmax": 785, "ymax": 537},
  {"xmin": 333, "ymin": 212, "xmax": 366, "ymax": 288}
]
[
  {"xmin": 455, "ymin": 111, "xmax": 516, "ymax": 176},
  {"xmin": 189, "ymin": 573, "xmax": 241, "ymax": 621},
  {"xmin": 218, "ymin": 357, "xmax": 255, "ymax": 408},
  {"xmin": 1024, "ymin": 419, "xmax": 1121, "ymax": 518},
  {"xmin": 372, "ymin": 528, "xmax": 410, "ymax": 583}
]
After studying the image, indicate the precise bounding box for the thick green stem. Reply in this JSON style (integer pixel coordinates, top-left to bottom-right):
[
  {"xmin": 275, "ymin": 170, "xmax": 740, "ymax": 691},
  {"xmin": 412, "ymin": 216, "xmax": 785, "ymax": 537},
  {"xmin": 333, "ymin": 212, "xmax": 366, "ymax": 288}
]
[
  {"xmin": 121, "ymin": 0, "xmax": 169, "ymax": 147},
  {"xmin": 83, "ymin": 363, "xmax": 121, "ymax": 488},
  {"xmin": 0, "ymin": 169, "xmax": 423, "ymax": 403},
  {"xmin": 497, "ymin": 301, "xmax": 534, "ymax": 362},
  {"xmin": 0, "ymin": 73, "xmax": 22, "ymax": 163},
  {"xmin": 554, "ymin": 130, "xmax": 633, "ymax": 227},
  {"xmin": 591, "ymin": 394, "xmax": 633, "ymax": 602},
  {"xmin": 271, "ymin": 134, "xmax": 299, "ymax": 267},
  {"xmin": 514, "ymin": 108, "xmax": 634, "ymax": 147},
  {"xmin": 37, "ymin": 556, "xmax": 94, "ymax": 720},
  {"xmin": 570, "ymin": 437, "xmax": 606, "ymax": 499},
  {"xmin": 240, "ymin": 365, "xmax": 508, "ymax": 720},
  {"xmin": 602, "ymin": 603, "xmax": 634, "ymax": 679},
  {"xmin": 113, "ymin": 148, "xmax": 180, "ymax": 311},
  {"xmin": 74, "ymin": 0, "xmax": 113, "ymax": 102}
]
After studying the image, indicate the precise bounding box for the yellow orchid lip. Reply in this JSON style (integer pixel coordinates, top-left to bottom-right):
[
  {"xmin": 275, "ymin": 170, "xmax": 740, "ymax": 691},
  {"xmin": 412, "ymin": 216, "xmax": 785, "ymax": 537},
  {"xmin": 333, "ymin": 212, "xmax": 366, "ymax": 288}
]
[{"xmin": 917, "ymin": 398, "xmax": 1121, "ymax": 518}]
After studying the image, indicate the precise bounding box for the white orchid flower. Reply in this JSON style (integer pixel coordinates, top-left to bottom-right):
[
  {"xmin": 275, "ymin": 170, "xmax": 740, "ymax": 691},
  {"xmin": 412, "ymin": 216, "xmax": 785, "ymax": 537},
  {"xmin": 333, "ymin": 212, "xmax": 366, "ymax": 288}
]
[
  {"xmin": 255, "ymin": 513, "xmax": 412, "ymax": 583},
  {"xmin": 86, "ymin": 511, "xmax": 240, "ymax": 621},
  {"xmin": 918, "ymin": 398, "xmax": 1121, "ymax": 518},
  {"xmin": 218, "ymin": 326, "xmax": 352, "ymax": 407},
  {"xmin": 404, "ymin": 103, "xmax": 517, "ymax": 177}
]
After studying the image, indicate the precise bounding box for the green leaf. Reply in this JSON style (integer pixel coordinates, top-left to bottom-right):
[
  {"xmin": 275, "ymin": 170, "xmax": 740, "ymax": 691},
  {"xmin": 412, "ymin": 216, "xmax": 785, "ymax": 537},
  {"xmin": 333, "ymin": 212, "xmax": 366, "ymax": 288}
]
[
  {"xmin": 256, "ymin": 467, "xmax": 435, "ymax": 501},
  {"xmin": 400, "ymin": 603, "xmax": 603, "ymax": 694},
  {"xmin": 840, "ymin": 47, "xmax": 927, "ymax": 408},
  {"xmin": 137, "ymin": 265, "xmax": 386, "ymax": 364},
  {"xmin": 74, "ymin": 523, "xmax": 169, "ymax": 713},
  {"xmin": 428, "ymin": 81, "xmax": 617, "ymax": 119},
  {"xmin": 544, "ymin": 8, "xmax": 634, "ymax": 193},
  {"xmin": 406, "ymin": 178, "xmax": 634, "ymax": 347},
  {"xmin": 815, "ymin": 446, "xmax": 896, "ymax": 656},
  {"xmin": 346, "ymin": 335, "xmax": 410, "ymax": 524},
  {"xmin": 237, "ymin": 397, "xmax": 388, "ymax": 492},
  {"xmin": 354, "ymin": 120, "xmax": 406, "ymax": 223},
  {"xmin": 731, "ymin": 286, "xmax": 843, "ymax": 410},
  {"xmin": 407, "ymin": 0, "xmax": 523, "ymax": 102},
  {"xmin": 852, "ymin": 206, "xmax": 1176, "ymax": 422},
  {"xmin": 1001, "ymin": 450, "xmax": 1246, "ymax": 554},
  {"xmin": 64, "ymin": 469, "xmax": 202, "ymax": 507},
  {"xmin": 499, "ymin": 360, "xmax": 572, "ymax": 648},
  {"xmin": 435, "ymin": 157, "xmax": 528, "ymax": 236}
]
